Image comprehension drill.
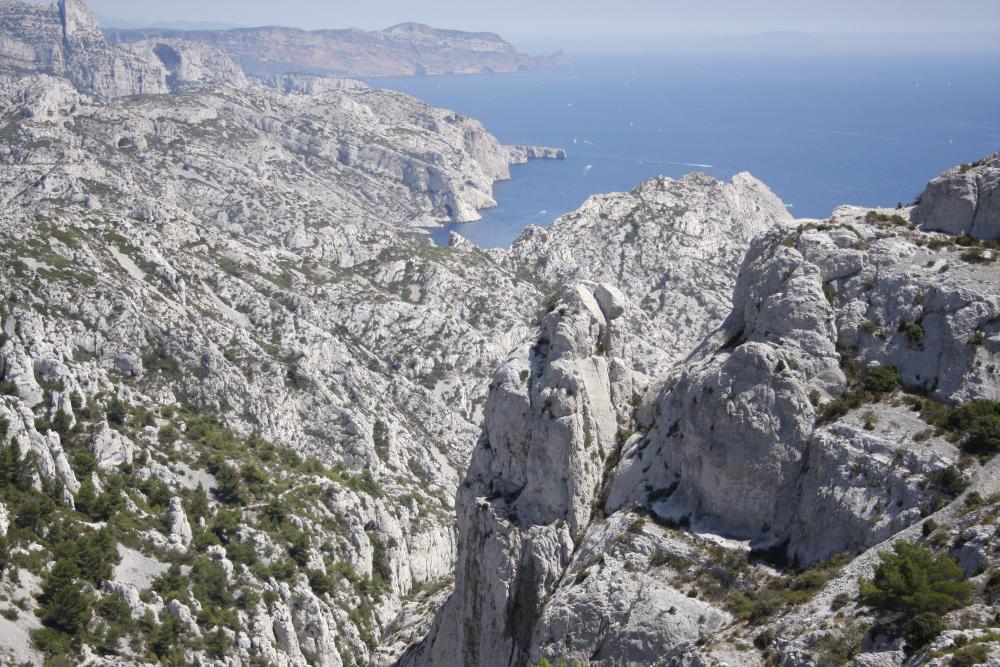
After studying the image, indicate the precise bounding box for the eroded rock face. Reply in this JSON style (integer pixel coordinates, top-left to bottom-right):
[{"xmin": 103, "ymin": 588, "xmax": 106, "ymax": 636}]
[
  {"xmin": 0, "ymin": 0, "xmax": 169, "ymax": 98},
  {"xmin": 124, "ymin": 38, "xmax": 249, "ymax": 92},
  {"xmin": 527, "ymin": 513, "xmax": 733, "ymax": 665},
  {"xmin": 415, "ymin": 283, "xmax": 628, "ymax": 666},
  {"xmin": 0, "ymin": 63, "xmax": 562, "ymax": 664},
  {"xmin": 91, "ymin": 421, "xmax": 136, "ymax": 470},
  {"xmin": 415, "ymin": 159, "xmax": 1000, "ymax": 667},
  {"xmin": 506, "ymin": 172, "xmax": 792, "ymax": 376},
  {"xmin": 607, "ymin": 225, "xmax": 845, "ymax": 544},
  {"xmin": 611, "ymin": 212, "xmax": 1000, "ymax": 562},
  {"xmin": 913, "ymin": 153, "xmax": 1000, "ymax": 239},
  {"xmin": 106, "ymin": 22, "xmax": 567, "ymax": 78}
]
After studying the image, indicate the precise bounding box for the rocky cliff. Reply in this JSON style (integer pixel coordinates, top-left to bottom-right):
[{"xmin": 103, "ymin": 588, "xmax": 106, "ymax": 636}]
[
  {"xmin": 410, "ymin": 159, "xmax": 1000, "ymax": 667},
  {"xmin": 0, "ymin": 0, "xmax": 257, "ymax": 97},
  {"xmin": 0, "ymin": 0, "xmax": 565, "ymax": 101},
  {"xmin": 0, "ymin": 3, "xmax": 999, "ymax": 665},
  {"xmin": 0, "ymin": 53, "xmax": 567, "ymax": 664},
  {"xmin": 105, "ymin": 22, "xmax": 568, "ymax": 78}
]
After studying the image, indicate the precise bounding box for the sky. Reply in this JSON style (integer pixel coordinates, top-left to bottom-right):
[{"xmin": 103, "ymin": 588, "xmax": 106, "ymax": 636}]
[{"xmin": 80, "ymin": 0, "xmax": 1000, "ymax": 45}]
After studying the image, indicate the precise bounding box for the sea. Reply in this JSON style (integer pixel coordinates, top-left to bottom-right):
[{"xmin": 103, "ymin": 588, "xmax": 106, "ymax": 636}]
[{"xmin": 365, "ymin": 53, "xmax": 1000, "ymax": 248}]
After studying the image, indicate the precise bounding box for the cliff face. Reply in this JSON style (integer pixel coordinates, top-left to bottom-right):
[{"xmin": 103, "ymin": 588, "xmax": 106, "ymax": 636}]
[
  {"xmin": 412, "ymin": 167, "xmax": 1000, "ymax": 666},
  {"xmin": 913, "ymin": 153, "xmax": 1000, "ymax": 239},
  {"xmin": 0, "ymin": 0, "xmax": 257, "ymax": 97},
  {"xmin": 1, "ymin": 3, "xmax": 999, "ymax": 667},
  {"xmin": 105, "ymin": 22, "xmax": 568, "ymax": 78},
  {"xmin": 0, "ymin": 59, "xmax": 565, "ymax": 663}
]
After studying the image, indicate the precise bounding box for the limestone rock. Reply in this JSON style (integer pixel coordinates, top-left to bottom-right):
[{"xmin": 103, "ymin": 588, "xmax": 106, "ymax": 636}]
[
  {"xmin": 90, "ymin": 421, "xmax": 135, "ymax": 471},
  {"xmin": 106, "ymin": 22, "xmax": 568, "ymax": 78},
  {"xmin": 165, "ymin": 496, "xmax": 193, "ymax": 550},
  {"xmin": 167, "ymin": 599, "xmax": 202, "ymax": 637},
  {"xmin": 506, "ymin": 172, "xmax": 793, "ymax": 375},
  {"xmin": 913, "ymin": 153, "xmax": 1000, "ymax": 239},
  {"xmin": 125, "ymin": 38, "xmax": 249, "ymax": 92}
]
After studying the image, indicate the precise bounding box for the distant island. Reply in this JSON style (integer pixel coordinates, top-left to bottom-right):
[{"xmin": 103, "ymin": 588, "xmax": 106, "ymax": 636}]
[{"xmin": 105, "ymin": 22, "xmax": 568, "ymax": 78}]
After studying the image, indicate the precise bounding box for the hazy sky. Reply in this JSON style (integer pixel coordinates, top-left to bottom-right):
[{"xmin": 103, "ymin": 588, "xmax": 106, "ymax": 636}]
[{"xmin": 83, "ymin": 0, "xmax": 1000, "ymax": 42}]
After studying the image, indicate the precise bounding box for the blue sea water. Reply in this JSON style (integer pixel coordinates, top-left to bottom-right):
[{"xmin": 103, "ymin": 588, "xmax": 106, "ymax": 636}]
[{"xmin": 366, "ymin": 54, "xmax": 1000, "ymax": 248}]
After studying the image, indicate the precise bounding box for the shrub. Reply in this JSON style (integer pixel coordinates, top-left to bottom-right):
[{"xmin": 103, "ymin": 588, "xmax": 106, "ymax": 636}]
[
  {"xmin": 964, "ymin": 412, "xmax": 1000, "ymax": 457},
  {"xmin": 964, "ymin": 492, "xmax": 986, "ymax": 510},
  {"xmin": 903, "ymin": 611, "xmax": 945, "ymax": 649},
  {"xmin": 928, "ymin": 466, "xmax": 970, "ymax": 498},
  {"xmin": 185, "ymin": 484, "xmax": 210, "ymax": 522},
  {"xmin": 212, "ymin": 464, "xmax": 246, "ymax": 506},
  {"xmin": 863, "ymin": 411, "xmax": 877, "ymax": 431},
  {"xmin": 985, "ymin": 570, "xmax": 1000, "ymax": 604},
  {"xmin": 191, "ymin": 558, "xmax": 233, "ymax": 609},
  {"xmin": 0, "ymin": 441, "xmax": 35, "ymax": 493},
  {"xmin": 860, "ymin": 542, "xmax": 970, "ymax": 617},
  {"xmin": 74, "ymin": 527, "xmax": 119, "ymax": 585},
  {"xmin": 951, "ymin": 643, "xmax": 989, "ymax": 666},
  {"xmin": 859, "ymin": 320, "xmax": 878, "ymax": 335},
  {"xmin": 814, "ymin": 630, "xmax": 862, "ymax": 666},
  {"xmin": 916, "ymin": 399, "xmax": 1000, "ymax": 459},
  {"xmin": 14, "ymin": 495, "xmax": 55, "ymax": 534},
  {"xmin": 753, "ymin": 628, "xmax": 775, "ymax": 649},
  {"xmin": 152, "ymin": 563, "xmax": 189, "ymax": 601},
  {"xmin": 865, "ymin": 365, "xmax": 901, "ymax": 394},
  {"xmin": 105, "ymin": 397, "xmax": 128, "ymax": 425},
  {"xmin": 899, "ymin": 319, "xmax": 925, "ymax": 346},
  {"xmin": 204, "ymin": 628, "xmax": 229, "ymax": 659},
  {"xmin": 37, "ymin": 559, "xmax": 92, "ymax": 636},
  {"xmin": 960, "ymin": 247, "xmax": 990, "ymax": 264}
]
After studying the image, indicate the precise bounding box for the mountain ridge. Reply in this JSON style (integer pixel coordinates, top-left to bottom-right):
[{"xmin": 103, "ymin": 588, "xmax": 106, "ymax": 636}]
[
  {"xmin": 0, "ymin": 2, "xmax": 998, "ymax": 666},
  {"xmin": 104, "ymin": 21, "xmax": 567, "ymax": 78}
]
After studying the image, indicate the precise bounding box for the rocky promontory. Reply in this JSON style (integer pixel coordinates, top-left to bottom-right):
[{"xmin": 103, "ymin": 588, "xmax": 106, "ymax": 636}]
[{"xmin": 106, "ymin": 22, "xmax": 568, "ymax": 78}]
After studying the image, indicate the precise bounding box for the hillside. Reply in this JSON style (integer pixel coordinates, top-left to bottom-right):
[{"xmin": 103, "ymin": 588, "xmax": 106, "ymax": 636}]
[{"xmin": 0, "ymin": 1, "xmax": 998, "ymax": 666}]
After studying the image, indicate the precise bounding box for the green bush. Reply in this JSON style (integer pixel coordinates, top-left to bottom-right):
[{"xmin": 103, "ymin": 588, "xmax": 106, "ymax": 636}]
[
  {"xmin": 903, "ymin": 611, "xmax": 944, "ymax": 649},
  {"xmin": 191, "ymin": 558, "xmax": 233, "ymax": 609},
  {"xmin": 814, "ymin": 630, "xmax": 862, "ymax": 666},
  {"xmin": 965, "ymin": 413, "xmax": 1000, "ymax": 457},
  {"xmin": 185, "ymin": 484, "xmax": 210, "ymax": 522},
  {"xmin": 212, "ymin": 464, "xmax": 246, "ymax": 506},
  {"xmin": 86, "ymin": 528, "xmax": 119, "ymax": 583},
  {"xmin": 14, "ymin": 495, "xmax": 56, "ymax": 534},
  {"xmin": 37, "ymin": 559, "xmax": 92, "ymax": 636},
  {"xmin": 105, "ymin": 397, "xmax": 128, "ymax": 425},
  {"xmin": 860, "ymin": 542, "xmax": 970, "ymax": 625},
  {"xmin": 149, "ymin": 615, "xmax": 185, "ymax": 660},
  {"xmin": 865, "ymin": 365, "xmax": 901, "ymax": 394},
  {"xmin": 152, "ymin": 563, "xmax": 190, "ymax": 601},
  {"xmin": 928, "ymin": 466, "xmax": 970, "ymax": 498},
  {"xmin": 951, "ymin": 643, "xmax": 989, "ymax": 666},
  {"xmin": 916, "ymin": 399, "xmax": 1000, "ymax": 459},
  {"xmin": 899, "ymin": 319, "xmax": 925, "ymax": 346},
  {"xmin": 0, "ymin": 441, "xmax": 34, "ymax": 493},
  {"xmin": 821, "ymin": 363, "xmax": 902, "ymax": 422}
]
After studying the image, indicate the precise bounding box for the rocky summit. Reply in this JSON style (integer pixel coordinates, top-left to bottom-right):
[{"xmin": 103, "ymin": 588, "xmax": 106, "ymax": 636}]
[{"xmin": 0, "ymin": 1, "xmax": 999, "ymax": 666}]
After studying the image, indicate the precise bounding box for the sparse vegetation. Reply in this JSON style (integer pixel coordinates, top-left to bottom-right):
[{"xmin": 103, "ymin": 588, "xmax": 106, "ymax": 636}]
[
  {"xmin": 912, "ymin": 398, "xmax": 1000, "ymax": 459},
  {"xmin": 859, "ymin": 543, "xmax": 970, "ymax": 649},
  {"xmin": 899, "ymin": 318, "xmax": 925, "ymax": 346},
  {"xmin": 819, "ymin": 357, "xmax": 900, "ymax": 422}
]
